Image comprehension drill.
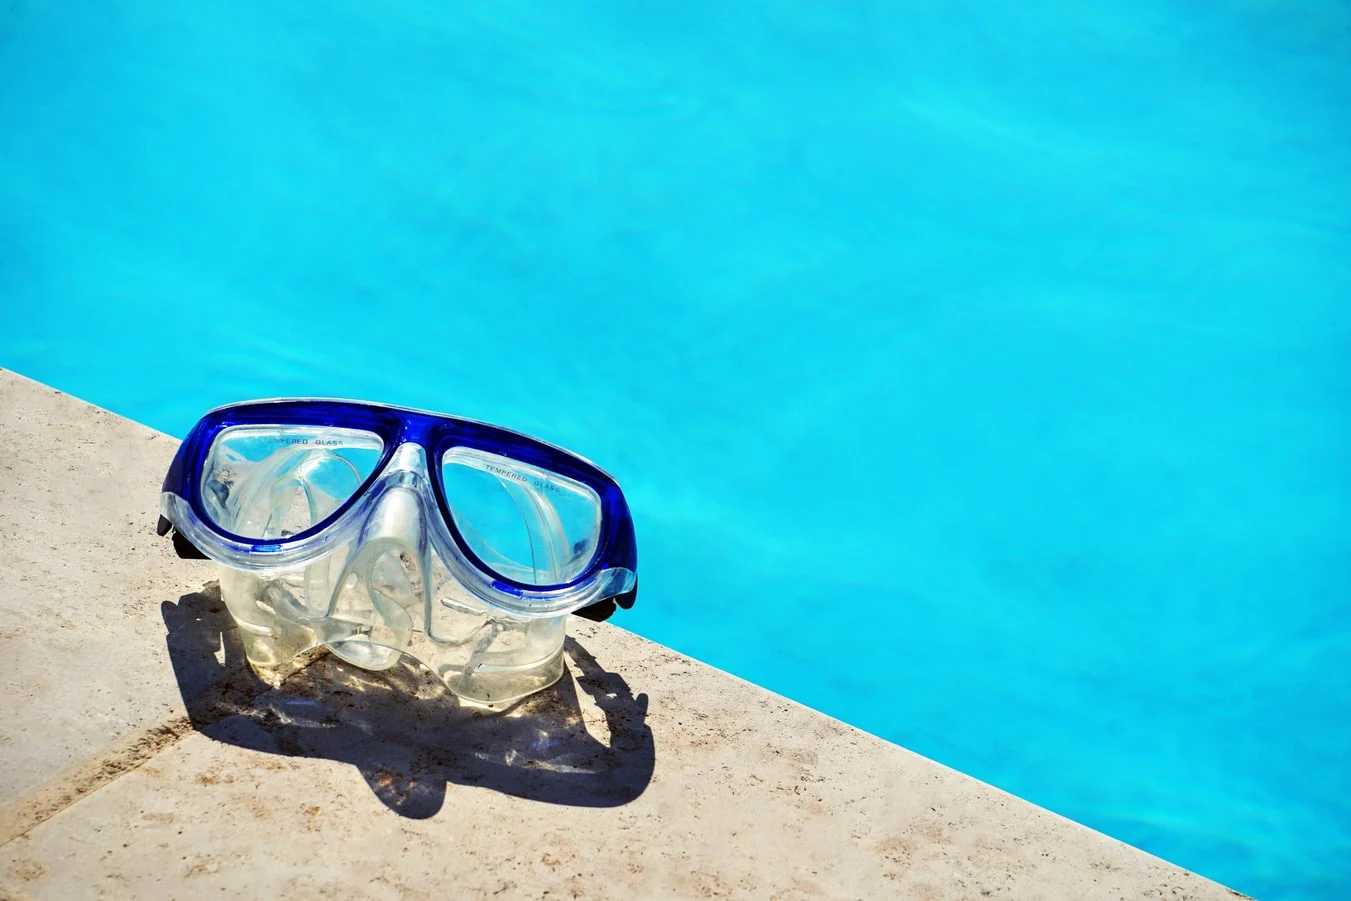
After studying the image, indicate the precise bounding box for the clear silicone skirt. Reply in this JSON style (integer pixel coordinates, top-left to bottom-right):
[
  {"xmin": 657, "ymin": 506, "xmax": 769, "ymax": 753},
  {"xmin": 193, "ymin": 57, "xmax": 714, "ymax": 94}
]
[{"xmin": 157, "ymin": 401, "xmax": 638, "ymax": 707}]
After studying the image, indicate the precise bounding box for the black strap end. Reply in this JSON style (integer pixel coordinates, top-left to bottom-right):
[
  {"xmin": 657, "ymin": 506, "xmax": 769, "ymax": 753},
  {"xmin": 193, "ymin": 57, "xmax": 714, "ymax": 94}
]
[
  {"xmin": 572, "ymin": 581, "xmax": 637, "ymax": 622},
  {"xmin": 170, "ymin": 527, "xmax": 209, "ymax": 560}
]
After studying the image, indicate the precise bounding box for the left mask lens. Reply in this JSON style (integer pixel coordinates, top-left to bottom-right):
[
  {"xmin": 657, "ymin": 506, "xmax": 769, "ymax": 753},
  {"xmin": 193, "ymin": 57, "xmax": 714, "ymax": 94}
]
[{"xmin": 200, "ymin": 426, "xmax": 385, "ymax": 540}]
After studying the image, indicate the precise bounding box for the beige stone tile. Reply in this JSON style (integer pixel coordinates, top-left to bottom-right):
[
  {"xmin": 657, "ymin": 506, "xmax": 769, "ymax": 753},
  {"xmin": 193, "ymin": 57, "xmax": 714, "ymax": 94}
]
[{"xmin": 0, "ymin": 370, "xmax": 216, "ymax": 801}]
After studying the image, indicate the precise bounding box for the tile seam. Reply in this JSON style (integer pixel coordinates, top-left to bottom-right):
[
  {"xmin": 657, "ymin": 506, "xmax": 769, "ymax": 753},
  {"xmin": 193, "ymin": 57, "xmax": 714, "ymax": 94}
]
[
  {"xmin": 0, "ymin": 710, "xmax": 197, "ymax": 848},
  {"xmin": 0, "ymin": 647, "xmax": 325, "ymax": 848}
]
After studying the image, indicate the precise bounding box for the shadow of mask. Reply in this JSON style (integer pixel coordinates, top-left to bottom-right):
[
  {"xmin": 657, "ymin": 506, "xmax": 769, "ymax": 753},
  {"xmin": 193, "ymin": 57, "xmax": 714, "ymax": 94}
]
[{"xmin": 162, "ymin": 585, "xmax": 654, "ymax": 818}]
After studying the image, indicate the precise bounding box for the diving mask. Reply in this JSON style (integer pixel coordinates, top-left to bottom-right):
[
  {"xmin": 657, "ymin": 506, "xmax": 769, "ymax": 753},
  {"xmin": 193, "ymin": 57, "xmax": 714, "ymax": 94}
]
[{"xmin": 156, "ymin": 399, "xmax": 637, "ymax": 706}]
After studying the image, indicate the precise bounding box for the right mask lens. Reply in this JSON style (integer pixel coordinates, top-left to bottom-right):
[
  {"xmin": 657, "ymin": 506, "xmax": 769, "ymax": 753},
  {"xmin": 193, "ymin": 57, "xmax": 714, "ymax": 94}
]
[
  {"xmin": 440, "ymin": 448, "xmax": 602, "ymax": 586},
  {"xmin": 200, "ymin": 426, "xmax": 385, "ymax": 540}
]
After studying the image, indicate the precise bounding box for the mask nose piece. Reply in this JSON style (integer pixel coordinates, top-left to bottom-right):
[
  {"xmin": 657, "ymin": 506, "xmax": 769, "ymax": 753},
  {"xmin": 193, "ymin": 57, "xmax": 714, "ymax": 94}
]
[
  {"xmin": 325, "ymin": 480, "xmax": 431, "ymax": 671},
  {"xmin": 383, "ymin": 442, "xmax": 431, "ymax": 485},
  {"xmin": 358, "ymin": 479, "xmax": 426, "ymax": 548}
]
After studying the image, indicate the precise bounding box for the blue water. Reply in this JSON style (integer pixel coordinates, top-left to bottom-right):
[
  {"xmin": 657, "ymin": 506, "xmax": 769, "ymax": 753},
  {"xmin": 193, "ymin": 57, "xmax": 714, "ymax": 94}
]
[{"xmin": 2, "ymin": 2, "xmax": 1349, "ymax": 896}]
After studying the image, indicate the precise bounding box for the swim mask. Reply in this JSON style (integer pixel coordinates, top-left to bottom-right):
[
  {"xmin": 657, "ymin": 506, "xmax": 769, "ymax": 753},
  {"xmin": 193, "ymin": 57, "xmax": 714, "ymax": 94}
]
[{"xmin": 156, "ymin": 399, "xmax": 637, "ymax": 706}]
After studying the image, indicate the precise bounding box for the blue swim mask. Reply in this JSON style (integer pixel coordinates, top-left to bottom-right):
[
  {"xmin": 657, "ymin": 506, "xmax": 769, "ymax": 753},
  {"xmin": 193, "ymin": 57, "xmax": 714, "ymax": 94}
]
[{"xmin": 157, "ymin": 399, "xmax": 638, "ymax": 706}]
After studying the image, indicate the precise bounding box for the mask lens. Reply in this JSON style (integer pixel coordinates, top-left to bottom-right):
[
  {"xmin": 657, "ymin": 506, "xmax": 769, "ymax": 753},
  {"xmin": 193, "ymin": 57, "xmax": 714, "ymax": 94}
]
[
  {"xmin": 440, "ymin": 448, "xmax": 602, "ymax": 586},
  {"xmin": 201, "ymin": 426, "xmax": 385, "ymax": 540}
]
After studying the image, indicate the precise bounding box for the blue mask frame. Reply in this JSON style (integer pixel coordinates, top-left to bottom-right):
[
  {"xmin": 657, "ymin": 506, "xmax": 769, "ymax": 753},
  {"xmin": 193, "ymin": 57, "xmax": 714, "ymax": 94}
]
[{"xmin": 157, "ymin": 399, "xmax": 637, "ymax": 621}]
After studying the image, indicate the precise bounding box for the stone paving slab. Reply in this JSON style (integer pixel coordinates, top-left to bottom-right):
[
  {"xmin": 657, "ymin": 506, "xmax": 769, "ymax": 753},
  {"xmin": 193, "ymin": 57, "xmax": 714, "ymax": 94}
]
[
  {"xmin": 0, "ymin": 370, "xmax": 218, "ymax": 801},
  {"xmin": 0, "ymin": 607, "xmax": 1237, "ymax": 901},
  {"xmin": 0, "ymin": 372, "xmax": 1241, "ymax": 899}
]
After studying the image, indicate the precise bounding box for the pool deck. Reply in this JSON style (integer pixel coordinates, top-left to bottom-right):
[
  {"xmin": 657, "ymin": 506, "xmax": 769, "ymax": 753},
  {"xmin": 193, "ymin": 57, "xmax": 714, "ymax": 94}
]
[{"xmin": 0, "ymin": 369, "xmax": 1242, "ymax": 900}]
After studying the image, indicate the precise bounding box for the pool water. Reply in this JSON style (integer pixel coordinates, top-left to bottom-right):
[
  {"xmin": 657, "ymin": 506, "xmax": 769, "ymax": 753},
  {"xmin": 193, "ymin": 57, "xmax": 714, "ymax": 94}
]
[{"xmin": 2, "ymin": 3, "xmax": 1348, "ymax": 897}]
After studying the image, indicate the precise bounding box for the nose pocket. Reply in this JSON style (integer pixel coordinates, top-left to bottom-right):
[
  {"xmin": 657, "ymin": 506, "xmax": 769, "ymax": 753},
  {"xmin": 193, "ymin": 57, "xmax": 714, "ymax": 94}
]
[
  {"xmin": 327, "ymin": 543, "xmax": 421, "ymax": 671},
  {"xmin": 324, "ymin": 483, "xmax": 430, "ymax": 672}
]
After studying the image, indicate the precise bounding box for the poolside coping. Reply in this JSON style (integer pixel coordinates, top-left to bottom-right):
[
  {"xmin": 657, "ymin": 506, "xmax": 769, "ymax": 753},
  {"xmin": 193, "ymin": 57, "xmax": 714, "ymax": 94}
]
[{"xmin": 0, "ymin": 369, "xmax": 1243, "ymax": 899}]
